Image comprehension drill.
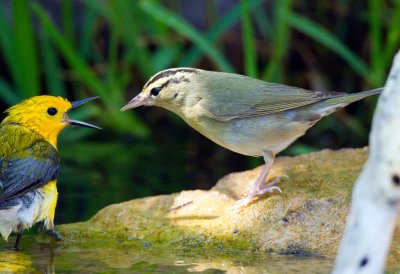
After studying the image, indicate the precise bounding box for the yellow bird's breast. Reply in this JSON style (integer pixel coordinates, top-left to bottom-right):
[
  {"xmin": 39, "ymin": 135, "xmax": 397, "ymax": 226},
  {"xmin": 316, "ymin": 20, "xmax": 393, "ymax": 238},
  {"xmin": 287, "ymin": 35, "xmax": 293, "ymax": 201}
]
[{"xmin": 37, "ymin": 180, "xmax": 58, "ymax": 230}]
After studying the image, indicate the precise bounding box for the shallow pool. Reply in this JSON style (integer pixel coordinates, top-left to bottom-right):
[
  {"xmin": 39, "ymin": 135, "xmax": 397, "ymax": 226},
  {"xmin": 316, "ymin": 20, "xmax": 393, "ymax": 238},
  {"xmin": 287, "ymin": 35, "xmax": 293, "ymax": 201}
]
[{"xmin": 0, "ymin": 237, "xmax": 335, "ymax": 273}]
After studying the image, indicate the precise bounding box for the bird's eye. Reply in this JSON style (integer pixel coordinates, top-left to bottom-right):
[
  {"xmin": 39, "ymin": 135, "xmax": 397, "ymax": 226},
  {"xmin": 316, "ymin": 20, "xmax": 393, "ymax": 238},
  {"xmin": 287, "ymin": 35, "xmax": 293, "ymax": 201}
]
[
  {"xmin": 150, "ymin": 87, "xmax": 161, "ymax": 97},
  {"xmin": 47, "ymin": 107, "xmax": 58, "ymax": 116}
]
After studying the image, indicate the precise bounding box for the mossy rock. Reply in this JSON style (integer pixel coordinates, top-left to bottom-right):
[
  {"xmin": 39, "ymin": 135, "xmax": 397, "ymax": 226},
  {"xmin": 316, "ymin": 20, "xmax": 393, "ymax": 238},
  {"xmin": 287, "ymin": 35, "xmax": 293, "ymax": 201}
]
[{"xmin": 57, "ymin": 147, "xmax": 390, "ymax": 260}]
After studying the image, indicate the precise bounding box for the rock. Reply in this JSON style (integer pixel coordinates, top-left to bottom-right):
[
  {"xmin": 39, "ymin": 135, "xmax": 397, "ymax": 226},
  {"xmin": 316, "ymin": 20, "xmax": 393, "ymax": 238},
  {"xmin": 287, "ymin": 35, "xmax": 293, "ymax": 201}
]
[{"xmin": 58, "ymin": 148, "xmax": 388, "ymax": 259}]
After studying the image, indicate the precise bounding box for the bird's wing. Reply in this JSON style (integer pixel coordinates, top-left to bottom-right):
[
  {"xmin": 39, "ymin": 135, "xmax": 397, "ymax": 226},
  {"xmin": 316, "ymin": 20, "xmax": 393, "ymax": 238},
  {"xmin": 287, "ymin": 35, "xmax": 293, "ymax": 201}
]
[
  {"xmin": 198, "ymin": 74, "xmax": 344, "ymax": 121},
  {"xmin": 0, "ymin": 140, "xmax": 59, "ymax": 201}
]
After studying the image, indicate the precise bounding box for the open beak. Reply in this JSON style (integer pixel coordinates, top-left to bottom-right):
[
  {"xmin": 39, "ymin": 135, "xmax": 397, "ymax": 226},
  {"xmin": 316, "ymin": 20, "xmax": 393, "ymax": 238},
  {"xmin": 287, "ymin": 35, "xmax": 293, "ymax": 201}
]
[
  {"xmin": 66, "ymin": 96, "xmax": 101, "ymax": 129},
  {"xmin": 120, "ymin": 94, "xmax": 149, "ymax": 111}
]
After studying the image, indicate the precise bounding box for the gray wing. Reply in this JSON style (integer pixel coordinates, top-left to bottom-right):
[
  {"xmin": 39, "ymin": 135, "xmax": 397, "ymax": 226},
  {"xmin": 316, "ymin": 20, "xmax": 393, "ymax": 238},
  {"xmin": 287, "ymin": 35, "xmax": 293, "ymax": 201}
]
[
  {"xmin": 197, "ymin": 72, "xmax": 344, "ymax": 121},
  {"xmin": 0, "ymin": 140, "xmax": 59, "ymax": 201}
]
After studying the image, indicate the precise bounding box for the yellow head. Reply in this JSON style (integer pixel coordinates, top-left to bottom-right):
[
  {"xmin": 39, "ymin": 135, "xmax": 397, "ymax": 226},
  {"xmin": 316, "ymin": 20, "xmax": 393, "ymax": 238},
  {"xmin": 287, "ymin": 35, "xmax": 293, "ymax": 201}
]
[{"xmin": 2, "ymin": 95, "xmax": 99, "ymax": 147}]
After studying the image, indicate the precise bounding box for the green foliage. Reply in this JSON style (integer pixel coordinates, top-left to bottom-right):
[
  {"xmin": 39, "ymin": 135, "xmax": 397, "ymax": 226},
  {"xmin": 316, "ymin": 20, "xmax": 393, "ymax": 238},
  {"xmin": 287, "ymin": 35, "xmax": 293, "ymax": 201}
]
[
  {"xmin": 240, "ymin": 0, "xmax": 257, "ymax": 77},
  {"xmin": 140, "ymin": 1, "xmax": 235, "ymax": 72},
  {"xmin": 287, "ymin": 13, "xmax": 369, "ymax": 80},
  {"xmin": 0, "ymin": 0, "xmax": 399, "ymax": 222},
  {"xmin": 0, "ymin": 1, "xmax": 39, "ymax": 103}
]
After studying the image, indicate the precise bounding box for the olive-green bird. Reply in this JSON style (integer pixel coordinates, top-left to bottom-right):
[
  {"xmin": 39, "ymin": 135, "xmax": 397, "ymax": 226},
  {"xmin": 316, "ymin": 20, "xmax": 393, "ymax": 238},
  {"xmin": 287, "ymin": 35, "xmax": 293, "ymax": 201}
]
[
  {"xmin": 121, "ymin": 68, "xmax": 382, "ymax": 208},
  {"xmin": 0, "ymin": 95, "xmax": 99, "ymax": 249}
]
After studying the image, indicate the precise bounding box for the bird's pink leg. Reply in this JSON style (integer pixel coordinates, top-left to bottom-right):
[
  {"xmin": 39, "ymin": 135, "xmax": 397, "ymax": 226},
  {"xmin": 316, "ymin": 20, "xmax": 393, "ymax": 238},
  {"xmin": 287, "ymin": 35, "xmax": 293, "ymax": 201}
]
[{"xmin": 231, "ymin": 150, "xmax": 286, "ymax": 209}]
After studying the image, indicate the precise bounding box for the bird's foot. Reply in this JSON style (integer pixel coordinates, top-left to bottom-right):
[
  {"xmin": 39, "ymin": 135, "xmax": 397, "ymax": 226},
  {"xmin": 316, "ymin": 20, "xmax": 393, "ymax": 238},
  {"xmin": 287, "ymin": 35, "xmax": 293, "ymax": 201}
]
[
  {"xmin": 38, "ymin": 226, "xmax": 63, "ymax": 241},
  {"xmin": 258, "ymin": 174, "xmax": 288, "ymax": 193},
  {"xmin": 11, "ymin": 247, "xmax": 21, "ymax": 251},
  {"xmin": 229, "ymin": 174, "xmax": 288, "ymax": 211},
  {"xmin": 12, "ymin": 231, "xmax": 24, "ymax": 251}
]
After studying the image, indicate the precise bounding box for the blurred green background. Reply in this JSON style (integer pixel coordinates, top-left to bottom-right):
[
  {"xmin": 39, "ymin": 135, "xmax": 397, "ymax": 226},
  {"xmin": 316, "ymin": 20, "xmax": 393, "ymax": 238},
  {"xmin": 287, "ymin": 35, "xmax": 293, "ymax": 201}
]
[{"xmin": 0, "ymin": 0, "xmax": 398, "ymax": 224}]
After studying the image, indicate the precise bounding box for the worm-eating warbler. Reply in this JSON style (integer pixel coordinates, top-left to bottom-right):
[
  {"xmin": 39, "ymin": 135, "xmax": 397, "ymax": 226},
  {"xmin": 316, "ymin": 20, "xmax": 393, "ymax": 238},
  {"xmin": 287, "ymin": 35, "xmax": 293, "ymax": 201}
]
[{"xmin": 121, "ymin": 68, "xmax": 381, "ymax": 208}]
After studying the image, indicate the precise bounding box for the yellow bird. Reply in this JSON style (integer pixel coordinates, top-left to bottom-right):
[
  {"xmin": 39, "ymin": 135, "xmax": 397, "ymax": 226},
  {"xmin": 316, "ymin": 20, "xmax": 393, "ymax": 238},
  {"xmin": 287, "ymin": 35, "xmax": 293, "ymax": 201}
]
[{"xmin": 0, "ymin": 95, "xmax": 99, "ymax": 249}]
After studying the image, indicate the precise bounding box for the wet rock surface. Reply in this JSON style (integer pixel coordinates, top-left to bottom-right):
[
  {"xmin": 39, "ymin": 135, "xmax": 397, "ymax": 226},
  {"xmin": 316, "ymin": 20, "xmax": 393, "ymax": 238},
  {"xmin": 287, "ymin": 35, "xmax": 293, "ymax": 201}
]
[{"xmin": 57, "ymin": 148, "xmax": 390, "ymax": 260}]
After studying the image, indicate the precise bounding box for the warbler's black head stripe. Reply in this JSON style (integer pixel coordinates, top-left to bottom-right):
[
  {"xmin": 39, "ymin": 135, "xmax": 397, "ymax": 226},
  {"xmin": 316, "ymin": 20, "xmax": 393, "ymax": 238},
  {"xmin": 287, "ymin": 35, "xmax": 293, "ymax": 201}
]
[{"xmin": 144, "ymin": 69, "xmax": 197, "ymax": 89}]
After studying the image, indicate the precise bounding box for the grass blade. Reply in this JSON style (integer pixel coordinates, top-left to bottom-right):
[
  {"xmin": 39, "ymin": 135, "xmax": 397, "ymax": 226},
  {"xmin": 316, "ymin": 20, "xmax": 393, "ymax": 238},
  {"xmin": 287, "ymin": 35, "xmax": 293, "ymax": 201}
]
[
  {"xmin": 33, "ymin": 3, "xmax": 104, "ymax": 96},
  {"xmin": 240, "ymin": 0, "xmax": 257, "ymax": 77},
  {"xmin": 368, "ymin": 0, "xmax": 384, "ymax": 85},
  {"xmin": 111, "ymin": 1, "xmax": 155, "ymax": 78},
  {"xmin": 0, "ymin": 78, "xmax": 20, "ymax": 105},
  {"xmin": 78, "ymin": 8, "xmax": 97, "ymax": 59},
  {"xmin": 141, "ymin": 0, "xmax": 235, "ymax": 72},
  {"xmin": 382, "ymin": 0, "xmax": 400, "ymax": 82},
  {"xmin": 33, "ymin": 3, "xmax": 149, "ymax": 137},
  {"xmin": 262, "ymin": 0, "xmax": 293, "ymax": 81},
  {"xmin": 153, "ymin": 46, "xmax": 182, "ymax": 71},
  {"xmin": 253, "ymin": 6, "xmax": 271, "ymax": 40},
  {"xmin": 12, "ymin": 0, "xmax": 40, "ymax": 97},
  {"xmin": 179, "ymin": 0, "xmax": 262, "ymax": 67},
  {"xmin": 83, "ymin": 0, "xmax": 155, "ymax": 78},
  {"xmin": 0, "ymin": 8, "xmax": 19, "ymax": 96},
  {"xmin": 61, "ymin": 0, "xmax": 75, "ymax": 44},
  {"xmin": 288, "ymin": 12, "xmax": 369, "ymax": 79},
  {"xmin": 39, "ymin": 29, "xmax": 66, "ymax": 97}
]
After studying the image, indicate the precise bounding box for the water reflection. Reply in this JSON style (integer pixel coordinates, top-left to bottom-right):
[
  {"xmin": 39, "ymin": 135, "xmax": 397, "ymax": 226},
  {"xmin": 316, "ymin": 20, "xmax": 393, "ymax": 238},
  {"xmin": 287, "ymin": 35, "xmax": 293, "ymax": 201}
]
[
  {"xmin": 0, "ymin": 242, "xmax": 55, "ymax": 273},
  {"xmin": 0, "ymin": 238, "xmax": 336, "ymax": 273}
]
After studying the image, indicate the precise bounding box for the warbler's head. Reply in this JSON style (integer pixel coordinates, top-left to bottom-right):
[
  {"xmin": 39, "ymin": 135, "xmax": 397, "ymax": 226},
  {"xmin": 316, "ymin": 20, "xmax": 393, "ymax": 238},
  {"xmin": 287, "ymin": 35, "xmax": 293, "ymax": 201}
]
[
  {"xmin": 121, "ymin": 68, "xmax": 202, "ymax": 112},
  {"xmin": 2, "ymin": 95, "xmax": 99, "ymax": 146}
]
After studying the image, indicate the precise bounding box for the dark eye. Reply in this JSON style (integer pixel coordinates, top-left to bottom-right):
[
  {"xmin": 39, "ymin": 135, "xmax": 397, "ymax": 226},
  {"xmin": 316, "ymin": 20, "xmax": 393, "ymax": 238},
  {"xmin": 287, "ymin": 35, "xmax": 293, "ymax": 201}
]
[
  {"xmin": 47, "ymin": 107, "xmax": 57, "ymax": 116},
  {"xmin": 150, "ymin": 87, "xmax": 161, "ymax": 96}
]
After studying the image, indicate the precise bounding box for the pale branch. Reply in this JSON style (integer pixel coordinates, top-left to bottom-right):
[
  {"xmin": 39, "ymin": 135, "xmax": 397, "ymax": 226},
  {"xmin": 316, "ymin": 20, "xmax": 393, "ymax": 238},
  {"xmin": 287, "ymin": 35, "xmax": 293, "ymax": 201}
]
[{"xmin": 333, "ymin": 51, "xmax": 400, "ymax": 273}]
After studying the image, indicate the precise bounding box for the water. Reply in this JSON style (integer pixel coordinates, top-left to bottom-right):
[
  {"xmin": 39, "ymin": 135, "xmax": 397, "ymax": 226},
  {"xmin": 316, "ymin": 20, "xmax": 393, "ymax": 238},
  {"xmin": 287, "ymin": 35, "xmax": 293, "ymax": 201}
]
[{"xmin": 0, "ymin": 238, "xmax": 334, "ymax": 273}]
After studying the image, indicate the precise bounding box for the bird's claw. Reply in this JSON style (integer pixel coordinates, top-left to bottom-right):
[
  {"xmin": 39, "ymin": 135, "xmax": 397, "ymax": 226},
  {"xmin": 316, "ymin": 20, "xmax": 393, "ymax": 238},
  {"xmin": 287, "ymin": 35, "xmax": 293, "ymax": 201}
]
[
  {"xmin": 48, "ymin": 230, "xmax": 63, "ymax": 241},
  {"xmin": 264, "ymin": 174, "xmax": 289, "ymax": 188},
  {"xmin": 228, "ymin": 174, "xmax": 288, "ymax": 211},
  {"xmin": 38, "ymin": 225, "xmax": 63, "ymax": 241}
]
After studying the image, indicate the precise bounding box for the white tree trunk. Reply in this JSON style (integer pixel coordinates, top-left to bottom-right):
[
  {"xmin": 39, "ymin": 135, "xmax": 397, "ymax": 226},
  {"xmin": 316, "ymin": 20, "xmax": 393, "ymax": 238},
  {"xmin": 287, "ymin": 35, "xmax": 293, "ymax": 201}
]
[{"xmin": 333, "ymin": 51, "xmax": 400, "ymax": 274}]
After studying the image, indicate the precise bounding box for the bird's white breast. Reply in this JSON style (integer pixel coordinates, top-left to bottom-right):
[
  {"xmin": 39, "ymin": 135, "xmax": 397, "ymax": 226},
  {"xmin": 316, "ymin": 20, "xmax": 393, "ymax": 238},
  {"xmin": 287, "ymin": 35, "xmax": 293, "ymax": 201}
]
[
  {"xmin": 181, "ymin": 111, "xmax": 310, "ymax": 157},
  {"xmin": 0, "ymin": 183, "xmax": 58, "ymax": 241}
]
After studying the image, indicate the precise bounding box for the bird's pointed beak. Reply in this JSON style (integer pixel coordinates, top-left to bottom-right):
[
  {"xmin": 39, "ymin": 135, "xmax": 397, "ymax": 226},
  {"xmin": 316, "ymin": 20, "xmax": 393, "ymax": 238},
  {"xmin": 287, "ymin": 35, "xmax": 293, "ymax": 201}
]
[
  {"xmin": 66, "ymin": 96, "xmax": 101, "ymax": 129},
  {"xmin": 71, "ymin": 96, "xmax": 99, "ymax": 109},
  {"xmin": 121, "ymin": 94, "xmax": 149, "ymax": 111}
]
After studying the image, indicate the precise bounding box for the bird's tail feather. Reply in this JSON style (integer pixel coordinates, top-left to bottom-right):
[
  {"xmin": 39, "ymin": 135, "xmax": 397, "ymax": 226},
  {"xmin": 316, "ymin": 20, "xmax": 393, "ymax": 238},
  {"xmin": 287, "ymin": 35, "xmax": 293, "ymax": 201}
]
[
  {"xmin": 327, "ymin": 88, "xmax": 382, "ymax": 106},
  {"xmin": 312, "ymin": 87, "xmax": 383, "ymax": 117}
]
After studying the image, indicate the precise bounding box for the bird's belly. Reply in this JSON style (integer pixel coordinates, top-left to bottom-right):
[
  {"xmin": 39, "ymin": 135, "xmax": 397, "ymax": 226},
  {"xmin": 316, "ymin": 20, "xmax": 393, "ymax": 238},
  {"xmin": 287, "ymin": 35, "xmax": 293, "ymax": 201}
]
[
  {"xmin": 0, "ymin": 180, "xmax": 58, "ymax": 240},
  {"xmin": 191, "ymin": 114, "xmax": 310, "ymax": 157},
  {"xmin": 38, "ymin": 180, "xmax": 58, "ymax": 230},
  {"xmin": 0, "ymin": 191, "xmax": 42, "ymax": 240}
]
